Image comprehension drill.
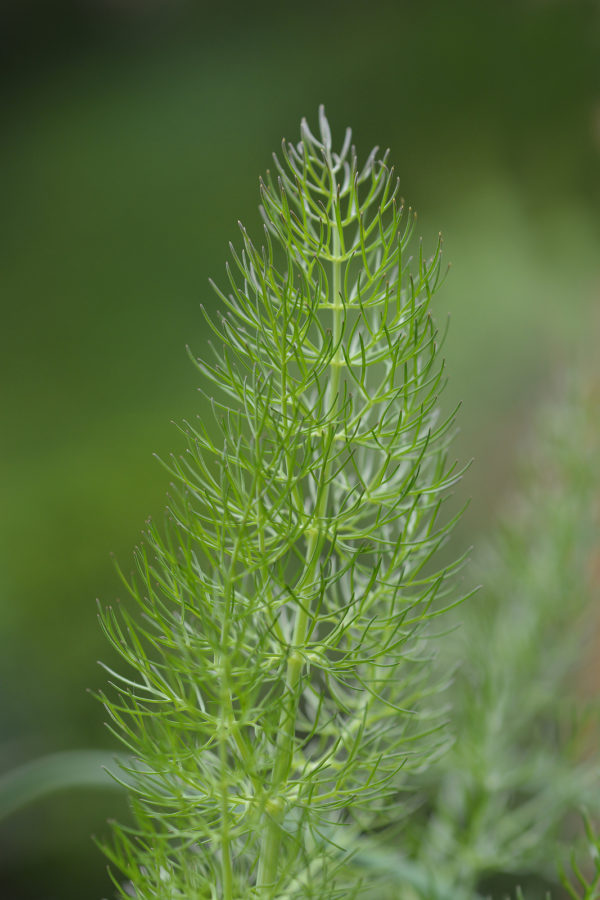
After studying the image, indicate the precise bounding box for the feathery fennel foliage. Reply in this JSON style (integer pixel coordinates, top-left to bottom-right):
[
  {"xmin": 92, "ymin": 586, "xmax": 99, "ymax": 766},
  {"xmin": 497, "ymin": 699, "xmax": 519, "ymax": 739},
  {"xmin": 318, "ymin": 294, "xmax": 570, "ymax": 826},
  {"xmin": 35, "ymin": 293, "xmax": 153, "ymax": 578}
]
[{"xmin": 98, "ymin": 107, "xmax": 465, "ymax": 899}]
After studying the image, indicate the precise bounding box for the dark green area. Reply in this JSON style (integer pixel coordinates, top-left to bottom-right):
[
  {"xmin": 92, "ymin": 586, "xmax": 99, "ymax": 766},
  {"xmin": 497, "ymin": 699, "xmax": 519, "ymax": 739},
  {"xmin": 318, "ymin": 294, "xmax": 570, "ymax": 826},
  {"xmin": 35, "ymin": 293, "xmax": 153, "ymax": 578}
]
[{"xmin": 1, "ymin": 2, "xmax": 599, "ymax": 897}]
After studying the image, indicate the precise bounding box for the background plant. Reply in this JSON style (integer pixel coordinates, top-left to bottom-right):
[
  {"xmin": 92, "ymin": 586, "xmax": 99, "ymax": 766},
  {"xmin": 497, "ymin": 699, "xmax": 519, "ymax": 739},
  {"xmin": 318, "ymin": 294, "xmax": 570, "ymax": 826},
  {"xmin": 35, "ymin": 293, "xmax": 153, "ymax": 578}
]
[{"xmin": 416, "ymin": 367, "xmax": 600, "ymax": 897}]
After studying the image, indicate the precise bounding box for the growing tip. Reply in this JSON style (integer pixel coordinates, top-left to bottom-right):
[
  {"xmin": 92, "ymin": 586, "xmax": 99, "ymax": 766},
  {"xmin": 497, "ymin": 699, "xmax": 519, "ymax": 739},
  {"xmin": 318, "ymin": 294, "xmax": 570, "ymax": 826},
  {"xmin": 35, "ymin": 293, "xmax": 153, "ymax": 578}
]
[{"xmin": 318, "ymin": 104, "xmax": 332, "ymax": 149}]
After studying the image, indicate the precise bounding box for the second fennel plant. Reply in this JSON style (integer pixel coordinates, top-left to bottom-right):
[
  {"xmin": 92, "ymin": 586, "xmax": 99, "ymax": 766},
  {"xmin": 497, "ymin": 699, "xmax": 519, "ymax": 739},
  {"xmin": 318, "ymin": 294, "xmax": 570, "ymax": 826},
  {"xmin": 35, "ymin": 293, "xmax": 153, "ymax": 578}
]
[{"xmin": 99, "ymin": 107, "xmax": 464, "ymax": 898}]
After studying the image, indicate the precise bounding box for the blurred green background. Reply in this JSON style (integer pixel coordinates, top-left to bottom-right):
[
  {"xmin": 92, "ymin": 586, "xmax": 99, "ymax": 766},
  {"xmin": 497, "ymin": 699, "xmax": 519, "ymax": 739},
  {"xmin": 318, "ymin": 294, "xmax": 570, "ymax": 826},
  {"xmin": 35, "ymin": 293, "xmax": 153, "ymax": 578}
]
[{"xmin": 1, "ymin": 1, "xmax": 599, "ymax": 897}]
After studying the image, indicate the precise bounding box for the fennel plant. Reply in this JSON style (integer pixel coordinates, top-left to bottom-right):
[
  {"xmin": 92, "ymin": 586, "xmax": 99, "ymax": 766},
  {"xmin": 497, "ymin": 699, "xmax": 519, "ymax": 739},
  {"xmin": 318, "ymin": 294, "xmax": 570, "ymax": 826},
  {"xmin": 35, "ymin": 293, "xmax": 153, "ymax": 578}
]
[{"xmin": 98, "ymin": 107, "xmax": 465, "ymax": 899}]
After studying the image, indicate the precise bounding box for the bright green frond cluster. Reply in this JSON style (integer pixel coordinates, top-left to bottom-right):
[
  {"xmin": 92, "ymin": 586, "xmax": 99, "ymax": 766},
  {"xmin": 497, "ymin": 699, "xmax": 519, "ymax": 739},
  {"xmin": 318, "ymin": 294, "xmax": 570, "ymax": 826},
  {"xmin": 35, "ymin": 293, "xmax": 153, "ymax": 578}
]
[{"xmin": 98, "ymin": 107, "xmax": 462, "ymax": 899}]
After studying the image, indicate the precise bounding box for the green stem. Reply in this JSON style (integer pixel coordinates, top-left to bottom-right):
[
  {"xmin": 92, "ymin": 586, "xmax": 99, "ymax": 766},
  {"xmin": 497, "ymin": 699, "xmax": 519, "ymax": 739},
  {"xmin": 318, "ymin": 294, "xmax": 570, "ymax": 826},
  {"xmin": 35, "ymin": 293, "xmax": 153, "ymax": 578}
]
[
  {"xmin": 218, "ymin": 528, "xmax": 245, "ymax": 899},
  {"xmin": 219, "ymin": 689, "xmax": 234, "ymax": 900},
  {"xmin": 257, "ymin": 155, "xmax": 343, "ymax": 892}
]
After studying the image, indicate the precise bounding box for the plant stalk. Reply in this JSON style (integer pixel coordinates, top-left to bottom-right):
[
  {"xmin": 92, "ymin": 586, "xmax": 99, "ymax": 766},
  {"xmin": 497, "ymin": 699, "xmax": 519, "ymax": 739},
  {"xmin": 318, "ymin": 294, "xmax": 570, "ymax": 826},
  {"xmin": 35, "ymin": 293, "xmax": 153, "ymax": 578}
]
[{"xmin": 257, "ymin": 158, "xmax": 343, "ymax": 892}]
